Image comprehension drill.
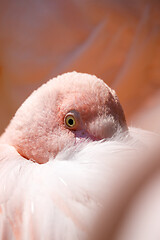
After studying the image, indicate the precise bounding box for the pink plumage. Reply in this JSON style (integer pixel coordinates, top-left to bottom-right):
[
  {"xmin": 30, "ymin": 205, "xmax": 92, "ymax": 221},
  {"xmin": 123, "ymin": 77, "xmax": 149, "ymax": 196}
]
[
  {"xmin": 0, "ymin": 72, "xmax": 127, "ymax": 163},
  {"xmin": 0, "ymin": 72, "xmax": 159, "ymax": 240}
]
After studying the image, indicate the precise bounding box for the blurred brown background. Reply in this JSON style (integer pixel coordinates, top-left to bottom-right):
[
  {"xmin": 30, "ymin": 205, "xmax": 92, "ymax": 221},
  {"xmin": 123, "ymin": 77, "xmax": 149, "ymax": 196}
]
[{"xmin": 0, "ymin": 0, "xmax": 160, "ymax": 134}]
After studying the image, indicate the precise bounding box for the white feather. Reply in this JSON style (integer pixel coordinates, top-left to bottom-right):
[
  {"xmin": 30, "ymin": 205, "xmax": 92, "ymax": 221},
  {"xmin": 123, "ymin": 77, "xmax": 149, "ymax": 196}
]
[{"xmin": 0, "ymin": 128, "xmax": 158, "ymax": 239}]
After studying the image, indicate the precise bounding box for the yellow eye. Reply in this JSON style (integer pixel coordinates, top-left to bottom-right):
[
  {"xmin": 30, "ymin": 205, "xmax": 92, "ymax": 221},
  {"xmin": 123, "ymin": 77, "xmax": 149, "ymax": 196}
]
[{"xmin": 65, "ymin": 114, "xmax": 76, "ymax": 129}]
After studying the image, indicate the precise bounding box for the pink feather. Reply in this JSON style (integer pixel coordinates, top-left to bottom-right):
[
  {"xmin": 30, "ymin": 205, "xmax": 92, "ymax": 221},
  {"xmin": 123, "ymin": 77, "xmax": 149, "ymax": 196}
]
[{"xmin": 0, "ymin": 72, "xmax": 159, "ymax": 240}]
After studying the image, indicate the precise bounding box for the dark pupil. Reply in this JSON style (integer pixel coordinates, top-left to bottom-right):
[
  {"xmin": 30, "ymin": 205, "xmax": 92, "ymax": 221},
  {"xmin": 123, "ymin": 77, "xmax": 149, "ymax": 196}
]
[{"xmin": 68, "ymin": 118, "xmax": 74, "ymax": 126}]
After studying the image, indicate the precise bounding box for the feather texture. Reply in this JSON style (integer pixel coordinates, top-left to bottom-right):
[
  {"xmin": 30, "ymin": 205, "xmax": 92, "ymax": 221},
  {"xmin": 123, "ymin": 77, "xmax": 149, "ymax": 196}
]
[
  {"xmin": 0, "ymin": 72, "xmax": 159, "ymax": 239},
  {"xmin": 0, "ymin": 128, "xmax": 158, "ymax": 240}
]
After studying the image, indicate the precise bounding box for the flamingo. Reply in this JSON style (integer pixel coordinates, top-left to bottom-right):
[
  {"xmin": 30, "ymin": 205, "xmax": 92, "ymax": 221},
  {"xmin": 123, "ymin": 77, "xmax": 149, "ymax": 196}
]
[{"xmin": 0, "ymin": 72, "xmax": 159, "ymax": 240}]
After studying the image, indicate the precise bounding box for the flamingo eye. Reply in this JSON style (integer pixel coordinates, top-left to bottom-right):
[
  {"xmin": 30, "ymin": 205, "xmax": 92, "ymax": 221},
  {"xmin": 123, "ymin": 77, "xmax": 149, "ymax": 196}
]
[{"xmin": 64, "ymin": 114, "xmax": 77, "ymax": 129}]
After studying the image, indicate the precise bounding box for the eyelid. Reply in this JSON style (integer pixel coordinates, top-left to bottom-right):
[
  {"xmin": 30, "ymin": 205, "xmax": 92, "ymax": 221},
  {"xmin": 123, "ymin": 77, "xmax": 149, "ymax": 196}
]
[{"xmin": 65, "ymin": 110, "xmax": 80, "ymax": 120}]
